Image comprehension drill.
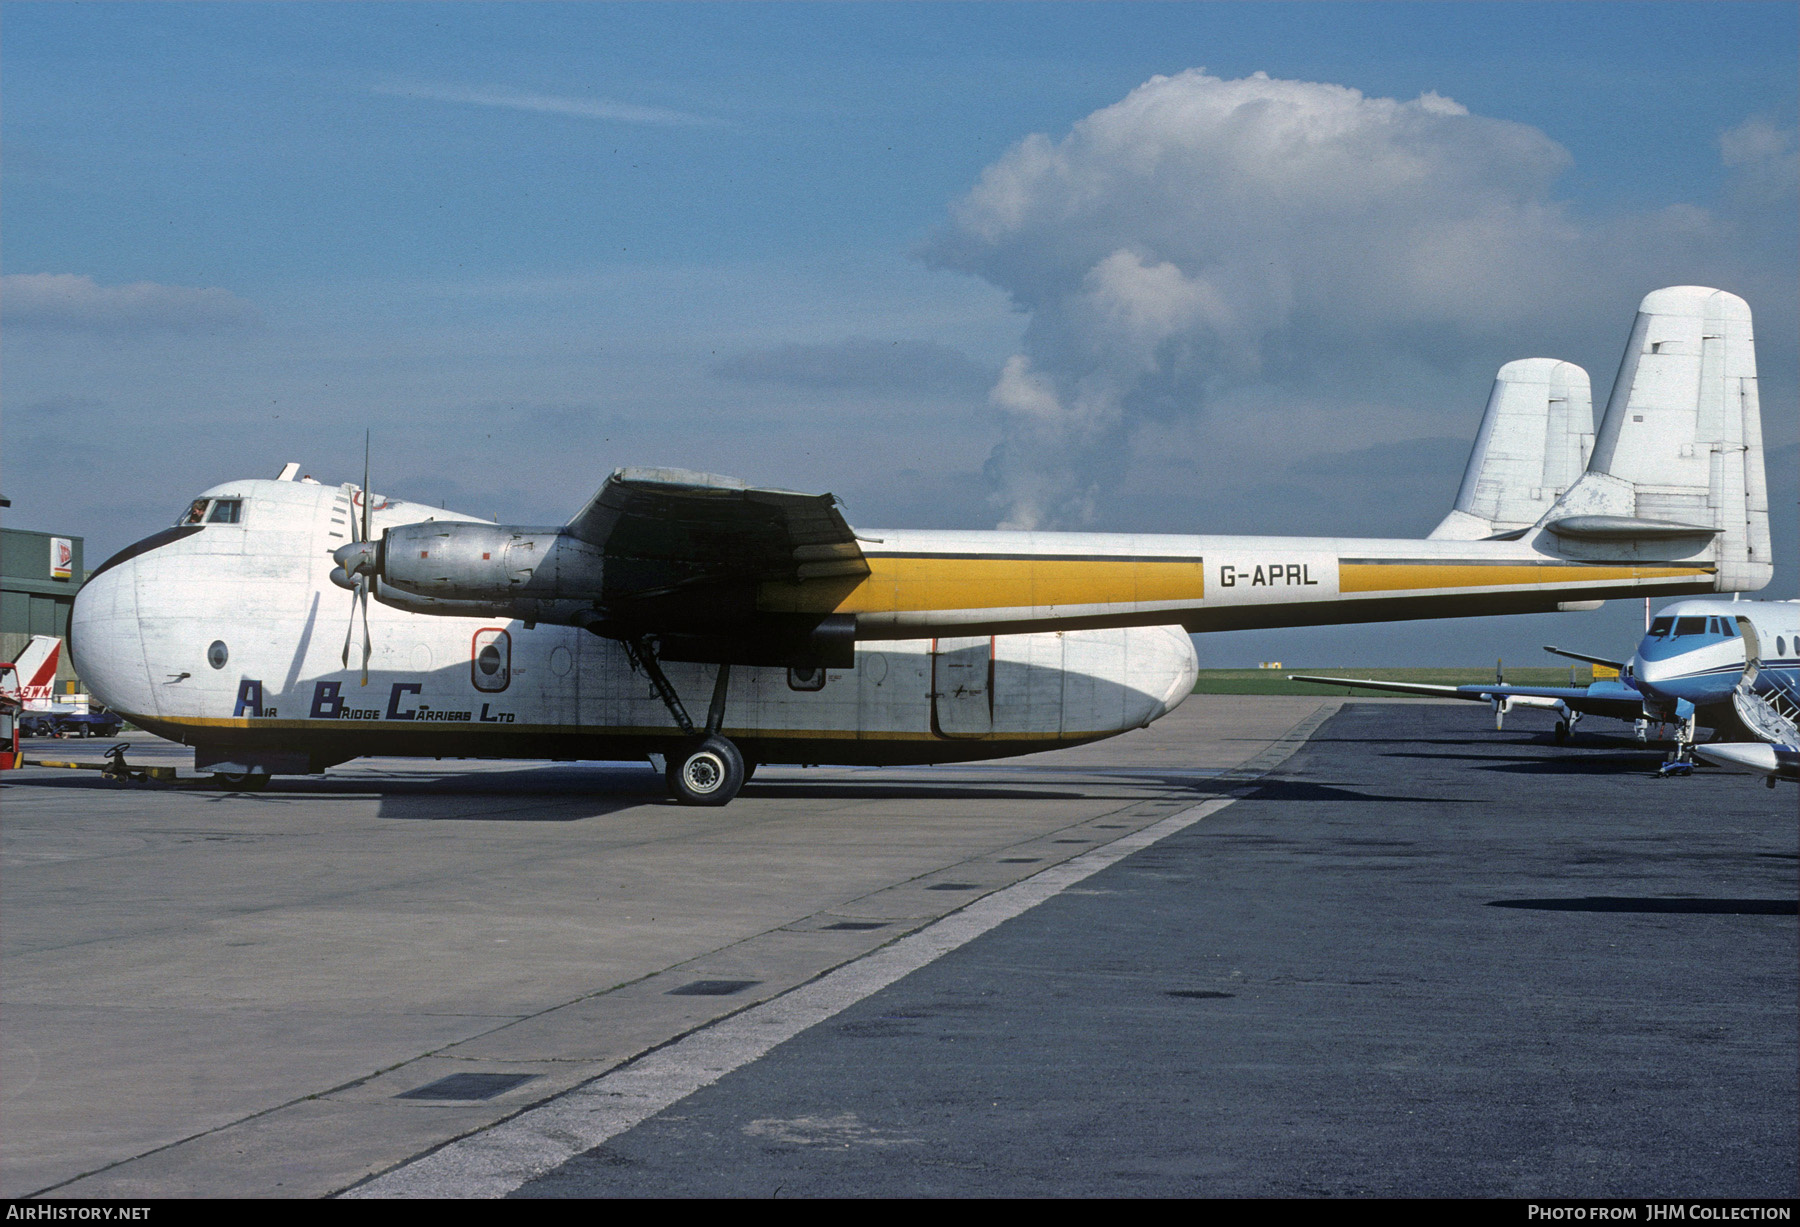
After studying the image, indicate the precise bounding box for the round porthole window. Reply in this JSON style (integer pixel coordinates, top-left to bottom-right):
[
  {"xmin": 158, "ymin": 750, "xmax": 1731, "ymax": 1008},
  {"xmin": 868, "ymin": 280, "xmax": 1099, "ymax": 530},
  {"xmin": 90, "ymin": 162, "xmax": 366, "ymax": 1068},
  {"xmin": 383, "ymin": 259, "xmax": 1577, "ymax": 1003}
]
[
  {"xmin": 478, "ymin": 644, "xmax": 503, "ymax": 676},
  {"xmin": 207, "ymin": 640, "xmax": 229, "ymax": 670}
]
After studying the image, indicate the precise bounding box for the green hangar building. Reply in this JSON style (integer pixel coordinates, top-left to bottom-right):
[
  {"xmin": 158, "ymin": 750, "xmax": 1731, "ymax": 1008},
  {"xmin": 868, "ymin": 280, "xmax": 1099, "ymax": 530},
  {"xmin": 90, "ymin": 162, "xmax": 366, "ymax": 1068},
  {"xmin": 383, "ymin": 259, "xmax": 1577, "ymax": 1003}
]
[{"xmin": 1, "ymin": 526, "xmax": 85, "ymax": 687}]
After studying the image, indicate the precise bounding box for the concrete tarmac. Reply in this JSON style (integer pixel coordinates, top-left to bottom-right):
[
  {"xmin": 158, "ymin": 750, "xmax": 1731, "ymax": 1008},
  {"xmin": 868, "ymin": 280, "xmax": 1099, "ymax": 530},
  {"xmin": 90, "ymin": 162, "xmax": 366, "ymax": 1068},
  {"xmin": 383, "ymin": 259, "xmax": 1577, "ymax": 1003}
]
[
  {"xmin": 2, "ymin": 695, "xmax": 1331, "ymax": 1198},
  {"xmin": 502, "ymin": 703, "xmax": 1798, "ymax": 1199}
]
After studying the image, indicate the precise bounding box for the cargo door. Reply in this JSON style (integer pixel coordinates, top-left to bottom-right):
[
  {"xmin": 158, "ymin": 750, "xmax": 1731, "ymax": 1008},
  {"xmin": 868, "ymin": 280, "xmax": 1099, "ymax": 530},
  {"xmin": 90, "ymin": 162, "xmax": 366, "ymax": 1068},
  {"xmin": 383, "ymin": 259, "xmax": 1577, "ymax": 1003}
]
[{"xmin": 931, "ymin": 636, "xmax": 993, "ymax": 738}]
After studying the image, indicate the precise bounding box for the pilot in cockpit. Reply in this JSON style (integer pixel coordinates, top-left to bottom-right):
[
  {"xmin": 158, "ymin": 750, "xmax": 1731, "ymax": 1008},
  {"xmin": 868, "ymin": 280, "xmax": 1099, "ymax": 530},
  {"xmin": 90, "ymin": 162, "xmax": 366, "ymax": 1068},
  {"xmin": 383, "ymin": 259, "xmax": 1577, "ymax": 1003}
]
[{"xmin": 177, "ymin": 497, "xmax": 244, "ymax": 526}]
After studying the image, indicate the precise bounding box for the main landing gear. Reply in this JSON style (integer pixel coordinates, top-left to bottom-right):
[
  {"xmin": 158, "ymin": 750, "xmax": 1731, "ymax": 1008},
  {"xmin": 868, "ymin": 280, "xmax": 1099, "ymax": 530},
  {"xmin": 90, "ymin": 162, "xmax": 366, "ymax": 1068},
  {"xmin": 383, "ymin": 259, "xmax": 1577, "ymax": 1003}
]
[
  {"xmin": 666, "ymin": 736, "xmax": 745, "ymax": 806},
  {"xmin": 626, "ymin": 637, "xmax": 749, "ymax": 807},
  {"xmin": 1552, "ymin": 708, "xmax": 1582, "ymax": 744}
]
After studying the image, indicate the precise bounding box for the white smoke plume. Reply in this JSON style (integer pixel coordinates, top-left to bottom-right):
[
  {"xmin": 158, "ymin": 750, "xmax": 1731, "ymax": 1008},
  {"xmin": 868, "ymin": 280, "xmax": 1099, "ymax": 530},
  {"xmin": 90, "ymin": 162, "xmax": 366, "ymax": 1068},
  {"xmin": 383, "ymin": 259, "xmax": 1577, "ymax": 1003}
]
[{"xmin": 922, "ymin": 69, "xmax": 1745, "ymax": 530}]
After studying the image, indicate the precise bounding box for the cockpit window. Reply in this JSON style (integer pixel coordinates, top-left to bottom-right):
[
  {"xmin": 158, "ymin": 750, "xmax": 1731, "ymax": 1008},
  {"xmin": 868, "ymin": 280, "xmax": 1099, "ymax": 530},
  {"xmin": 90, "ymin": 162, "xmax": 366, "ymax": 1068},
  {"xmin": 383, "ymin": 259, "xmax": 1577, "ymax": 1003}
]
[
  {"xmin": 1720, "ymin": 619, "xmax": 1738, "ymax": 638},
  {"xmin": 1673, "ymin": 616, "xmax": 1707, "ymax": 637},
  {"xmin": 1647, "ymin": 617, "xmax": 1674, "ymax": 639},
  {"xmin": 179, "ymin": 498, "xmax": 209, "ymax": 526},
  {"xmin": 206, "ymin": 499, "xmax": 243, "ymax": 524}
]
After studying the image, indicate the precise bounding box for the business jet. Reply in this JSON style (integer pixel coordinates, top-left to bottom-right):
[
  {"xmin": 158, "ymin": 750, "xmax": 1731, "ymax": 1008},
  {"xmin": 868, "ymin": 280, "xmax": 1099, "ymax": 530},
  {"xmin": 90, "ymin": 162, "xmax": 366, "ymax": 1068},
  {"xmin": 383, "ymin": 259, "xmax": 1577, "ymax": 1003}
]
[
  {"xmin": 69, "ymin": 287, "xmax": 1776, "ymax": 803},
  {"xmin": 1692, "ymin": 617, "xmax": 1800, "ymax": 785},
  {"xmin": 1289, "ymin": 598, "xmax": 1800, "ymax": 761}
]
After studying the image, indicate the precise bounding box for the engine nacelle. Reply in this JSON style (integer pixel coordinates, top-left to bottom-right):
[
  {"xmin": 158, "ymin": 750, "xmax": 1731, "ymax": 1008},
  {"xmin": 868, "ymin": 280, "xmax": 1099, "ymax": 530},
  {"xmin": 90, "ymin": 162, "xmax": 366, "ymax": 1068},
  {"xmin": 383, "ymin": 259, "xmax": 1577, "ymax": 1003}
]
[{"xmin": 379, "ymin": 523, "xmax": 603, "ymax": 601}]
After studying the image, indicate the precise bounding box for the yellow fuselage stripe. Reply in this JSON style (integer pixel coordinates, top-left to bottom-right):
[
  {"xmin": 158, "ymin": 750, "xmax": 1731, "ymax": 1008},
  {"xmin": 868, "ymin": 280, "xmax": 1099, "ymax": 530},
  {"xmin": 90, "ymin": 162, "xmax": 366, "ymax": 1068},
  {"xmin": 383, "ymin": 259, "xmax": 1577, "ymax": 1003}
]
[
  {"xmin": 759, "ymin": 555, "xmax": 1713, "ymax": 614},
  {"xmin": 1338, "ymin": 563, "xmax": 1709, "ymax": 593},
  {"xmin": 762, "ymin": 557, "xmax": 1207, "ymax": 615}
]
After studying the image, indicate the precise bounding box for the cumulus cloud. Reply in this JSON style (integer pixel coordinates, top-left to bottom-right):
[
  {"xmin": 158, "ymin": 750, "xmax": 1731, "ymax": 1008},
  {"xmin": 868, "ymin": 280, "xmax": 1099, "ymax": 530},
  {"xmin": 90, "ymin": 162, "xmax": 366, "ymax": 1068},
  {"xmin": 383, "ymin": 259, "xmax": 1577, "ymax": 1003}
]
[
  {"xmin": 922, "ymin": 69, "xmax": 1761, "ymax": 530},
  {"xmin": 711, "ymin": 337, "xmax": 995, "ymax": 398},
  {"xmin": 2, "ymin": 273, "xmax": 262, "ymax": 335},
  {"xmin": 373, "ymin": 82, "xmax": 718, "ymax": 128},
  {"xmin": 1719, "ymin": 117, "xmax": 1799, "ymax": 213}
]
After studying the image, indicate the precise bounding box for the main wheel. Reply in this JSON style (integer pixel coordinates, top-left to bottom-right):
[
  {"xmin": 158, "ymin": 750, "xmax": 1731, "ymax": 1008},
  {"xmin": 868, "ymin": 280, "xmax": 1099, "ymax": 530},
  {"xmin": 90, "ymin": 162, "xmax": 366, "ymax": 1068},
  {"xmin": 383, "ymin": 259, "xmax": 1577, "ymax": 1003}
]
[
  {"xmin": 212, "ymin": 771, "xmax": 269, "ymax": 792},
  {"xmin": 665, "ymin": 736, "xmax": 745, "ymax": 807},
  {"xmin": 1553, "ymin": 720, "xmax": 1569, "ymax": 744}
]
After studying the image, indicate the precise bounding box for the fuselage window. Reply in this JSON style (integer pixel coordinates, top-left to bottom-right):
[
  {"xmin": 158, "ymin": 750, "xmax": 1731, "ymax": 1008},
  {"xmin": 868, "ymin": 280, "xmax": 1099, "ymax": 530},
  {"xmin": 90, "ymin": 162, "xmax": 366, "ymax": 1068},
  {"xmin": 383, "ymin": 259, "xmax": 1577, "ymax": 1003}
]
[
  {"xmin": 206, "ymin": 499, "xmax": 244, "ymax": 524},
  {"xmin": 788, "ymin": 666, "xmax": 827, "ymax": 692},
  {"xmin": 179, "ymin": 499, "xmax": 209, "ymax": 526},
  {"xmin": 1673, "ymin": 616, "xmax": 1707, "ymax": 637},
  {"xmin": 1648, "ymin": 617, "xmax": 1674, "ymax": 638},
  {"xmin": 471, "ymin": 629, "xmax": 511, "ymax": 693},
  {"xmin": 1779, "ymin": 637, "xmax": 1788, "ymax": 657}
]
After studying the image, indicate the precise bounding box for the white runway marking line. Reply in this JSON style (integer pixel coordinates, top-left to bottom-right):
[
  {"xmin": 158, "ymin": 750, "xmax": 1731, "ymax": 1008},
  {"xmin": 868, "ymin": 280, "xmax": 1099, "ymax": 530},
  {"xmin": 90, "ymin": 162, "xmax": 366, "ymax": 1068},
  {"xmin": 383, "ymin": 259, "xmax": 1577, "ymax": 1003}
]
[{"xmin": 344, "ymin": 796, "xmax": 1240, "ymax": 1199}]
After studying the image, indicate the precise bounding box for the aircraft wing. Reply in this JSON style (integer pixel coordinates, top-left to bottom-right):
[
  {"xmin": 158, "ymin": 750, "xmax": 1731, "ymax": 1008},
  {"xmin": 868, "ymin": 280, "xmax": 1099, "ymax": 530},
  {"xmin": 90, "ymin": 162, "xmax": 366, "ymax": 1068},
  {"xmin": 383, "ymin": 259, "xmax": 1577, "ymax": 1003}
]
[
  {"xmin": 1288, "ymin": 675, "xmax": 1646, "ymax": 721},
  {"xmin": 564, "ymin": 467, "xmax": 869, "ymax": 603},
  {"xmin": 1288, "ymin": 675, "xmax": 1492, "ymax": 701}
]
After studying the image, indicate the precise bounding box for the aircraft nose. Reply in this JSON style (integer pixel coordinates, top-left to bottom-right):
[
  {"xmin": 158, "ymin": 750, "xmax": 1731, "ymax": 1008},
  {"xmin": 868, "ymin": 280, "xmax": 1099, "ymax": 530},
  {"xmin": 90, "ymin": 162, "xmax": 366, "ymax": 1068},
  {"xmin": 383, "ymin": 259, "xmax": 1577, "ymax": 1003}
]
[
  {"xmin": 70, "ymin": 537, "xmax": 158, "ymax": 719},
  {"xmin": 1632, "ymin": 651, "xmax": 1680, "ymax": 686}
]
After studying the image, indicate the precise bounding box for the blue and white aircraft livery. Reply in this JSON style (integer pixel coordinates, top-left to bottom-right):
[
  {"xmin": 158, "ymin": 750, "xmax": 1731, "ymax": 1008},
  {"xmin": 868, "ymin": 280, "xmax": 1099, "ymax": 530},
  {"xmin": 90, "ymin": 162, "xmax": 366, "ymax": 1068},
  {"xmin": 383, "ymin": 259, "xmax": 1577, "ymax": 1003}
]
[
  {"xmin": 1291, "ymin": 598, "xmax": 1800, "ymax": 756},
  {"xmin": 1691, "ymin": 612, "xmax": 1800, "ymax": 785},
  {"xmin": 70, "ymin": 287, "xmax": 1777, "ymax": 804}
]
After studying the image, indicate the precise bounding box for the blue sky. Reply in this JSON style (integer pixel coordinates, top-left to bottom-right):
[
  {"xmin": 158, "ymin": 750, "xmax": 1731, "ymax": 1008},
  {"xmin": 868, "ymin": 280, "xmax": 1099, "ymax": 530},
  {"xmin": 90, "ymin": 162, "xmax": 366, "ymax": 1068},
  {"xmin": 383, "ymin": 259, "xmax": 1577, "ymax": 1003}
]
[{"xmin": 4, "ymin": 2, "xmax": 1795, "ymax": 665}]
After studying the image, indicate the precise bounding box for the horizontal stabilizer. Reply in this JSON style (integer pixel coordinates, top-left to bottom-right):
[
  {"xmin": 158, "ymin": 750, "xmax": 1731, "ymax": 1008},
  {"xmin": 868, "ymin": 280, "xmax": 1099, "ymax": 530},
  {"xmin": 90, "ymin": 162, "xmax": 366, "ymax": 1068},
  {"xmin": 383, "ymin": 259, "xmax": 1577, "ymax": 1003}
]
[
  {"xmin": 1542, "ymin": 645, "xmax": 1625, "ymax": 671},
  {"xmin": 1543, "ymin": 515, "xmax": 1717, "ymax": 542}
]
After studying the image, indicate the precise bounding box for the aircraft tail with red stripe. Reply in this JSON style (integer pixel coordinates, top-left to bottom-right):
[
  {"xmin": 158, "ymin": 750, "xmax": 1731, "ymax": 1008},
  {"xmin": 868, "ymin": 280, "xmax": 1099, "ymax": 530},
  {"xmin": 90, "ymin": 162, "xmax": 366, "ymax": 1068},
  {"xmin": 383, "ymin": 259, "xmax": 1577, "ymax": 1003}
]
[{"xmin": 1, "ymin": 636, "xmax": 63, "ymax": 706}]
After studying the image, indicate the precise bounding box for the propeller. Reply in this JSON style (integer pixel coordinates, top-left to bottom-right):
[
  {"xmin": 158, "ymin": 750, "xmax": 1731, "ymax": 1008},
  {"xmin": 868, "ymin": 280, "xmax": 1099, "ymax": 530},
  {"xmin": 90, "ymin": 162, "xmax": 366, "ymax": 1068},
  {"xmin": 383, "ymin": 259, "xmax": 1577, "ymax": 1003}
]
[{"xmin": 328, "ymin": 433, "xmax": 377, "ymax": 686}]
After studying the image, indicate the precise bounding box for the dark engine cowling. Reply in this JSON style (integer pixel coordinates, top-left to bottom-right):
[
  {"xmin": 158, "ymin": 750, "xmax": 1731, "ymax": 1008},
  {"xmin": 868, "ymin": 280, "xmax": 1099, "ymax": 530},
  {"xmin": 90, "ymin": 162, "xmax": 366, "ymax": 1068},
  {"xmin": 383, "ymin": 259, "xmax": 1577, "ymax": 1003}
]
[
  {"xmin": 379, "ymin": 523, "xmax": 603, "ymax": 601},
  {"xmin": 367, "ymin": 521, "xmax": 857, "ymax": 669}
]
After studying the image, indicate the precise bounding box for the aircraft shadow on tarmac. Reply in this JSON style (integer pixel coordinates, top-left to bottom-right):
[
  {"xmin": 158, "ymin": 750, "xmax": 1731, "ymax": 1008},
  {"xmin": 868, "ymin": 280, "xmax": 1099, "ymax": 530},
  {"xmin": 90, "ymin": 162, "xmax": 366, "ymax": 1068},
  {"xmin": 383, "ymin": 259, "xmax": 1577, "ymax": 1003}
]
[
  {"xmin": 2, "ymin": 764, "xmax": 1115, "ymax": 818},
  {"xmin": 730, "ymin": 782, "xmax": 1094, "ymax": 802},
  {"xmin": 1377, "ymin": 749, "xmax": 1665, "ymax": 776},
  {"xmin": 1489, "ymin": 896, "xmax": 1798, "ymax": 916},
  {"xmin": 1241, "ymin": 779, "xmax": 1475, "ymax": 805},
  {"xmin": 1323, "ymin": 734, "xmax": 1669, "ymax": 749}
]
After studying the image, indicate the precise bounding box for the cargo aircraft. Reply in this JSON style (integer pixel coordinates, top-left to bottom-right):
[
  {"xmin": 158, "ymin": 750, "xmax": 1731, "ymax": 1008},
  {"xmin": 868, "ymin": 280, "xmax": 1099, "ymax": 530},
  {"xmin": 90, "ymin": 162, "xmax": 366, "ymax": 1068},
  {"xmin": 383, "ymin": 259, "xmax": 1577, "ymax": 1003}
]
[{"xmin": 71, "ymin": 287, "xmax": 1775, "ymax": 803}]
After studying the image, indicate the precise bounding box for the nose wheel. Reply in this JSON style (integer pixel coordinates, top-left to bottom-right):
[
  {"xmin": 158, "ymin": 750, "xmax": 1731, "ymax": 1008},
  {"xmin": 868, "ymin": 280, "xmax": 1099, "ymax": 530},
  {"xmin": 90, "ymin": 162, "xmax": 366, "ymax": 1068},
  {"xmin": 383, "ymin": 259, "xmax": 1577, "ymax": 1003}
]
[{"xmin": 666, "ymin": 735, "xmax": 746, "ymax": 806}]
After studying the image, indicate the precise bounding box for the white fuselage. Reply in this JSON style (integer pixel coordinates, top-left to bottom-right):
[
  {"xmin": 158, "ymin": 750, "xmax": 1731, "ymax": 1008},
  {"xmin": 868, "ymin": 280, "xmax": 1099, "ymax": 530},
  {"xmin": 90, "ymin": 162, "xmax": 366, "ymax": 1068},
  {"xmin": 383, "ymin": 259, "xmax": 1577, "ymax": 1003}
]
[
  {"xmin": 1626, "ymin": 597, "xmax": 1800, "ymax": 717},
  {"xmin": 71, "ymin": 478, "xmax": 1201, "ymax": 774}
]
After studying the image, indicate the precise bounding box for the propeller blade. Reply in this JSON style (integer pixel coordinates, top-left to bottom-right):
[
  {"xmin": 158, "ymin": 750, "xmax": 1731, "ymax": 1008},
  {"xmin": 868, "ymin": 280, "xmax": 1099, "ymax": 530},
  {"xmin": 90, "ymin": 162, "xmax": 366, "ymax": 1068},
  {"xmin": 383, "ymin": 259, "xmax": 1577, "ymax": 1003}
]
[
  {"xmin": 361, "ymin": 429, "xmax": 372, "ymax": 545},
  {"xmin": 358, "ymin": 581, "xmax": 372, "ymax": 686},
  {"xmin": 340, "ymin": 585, "xmax": 358, "ymax": 668}
]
